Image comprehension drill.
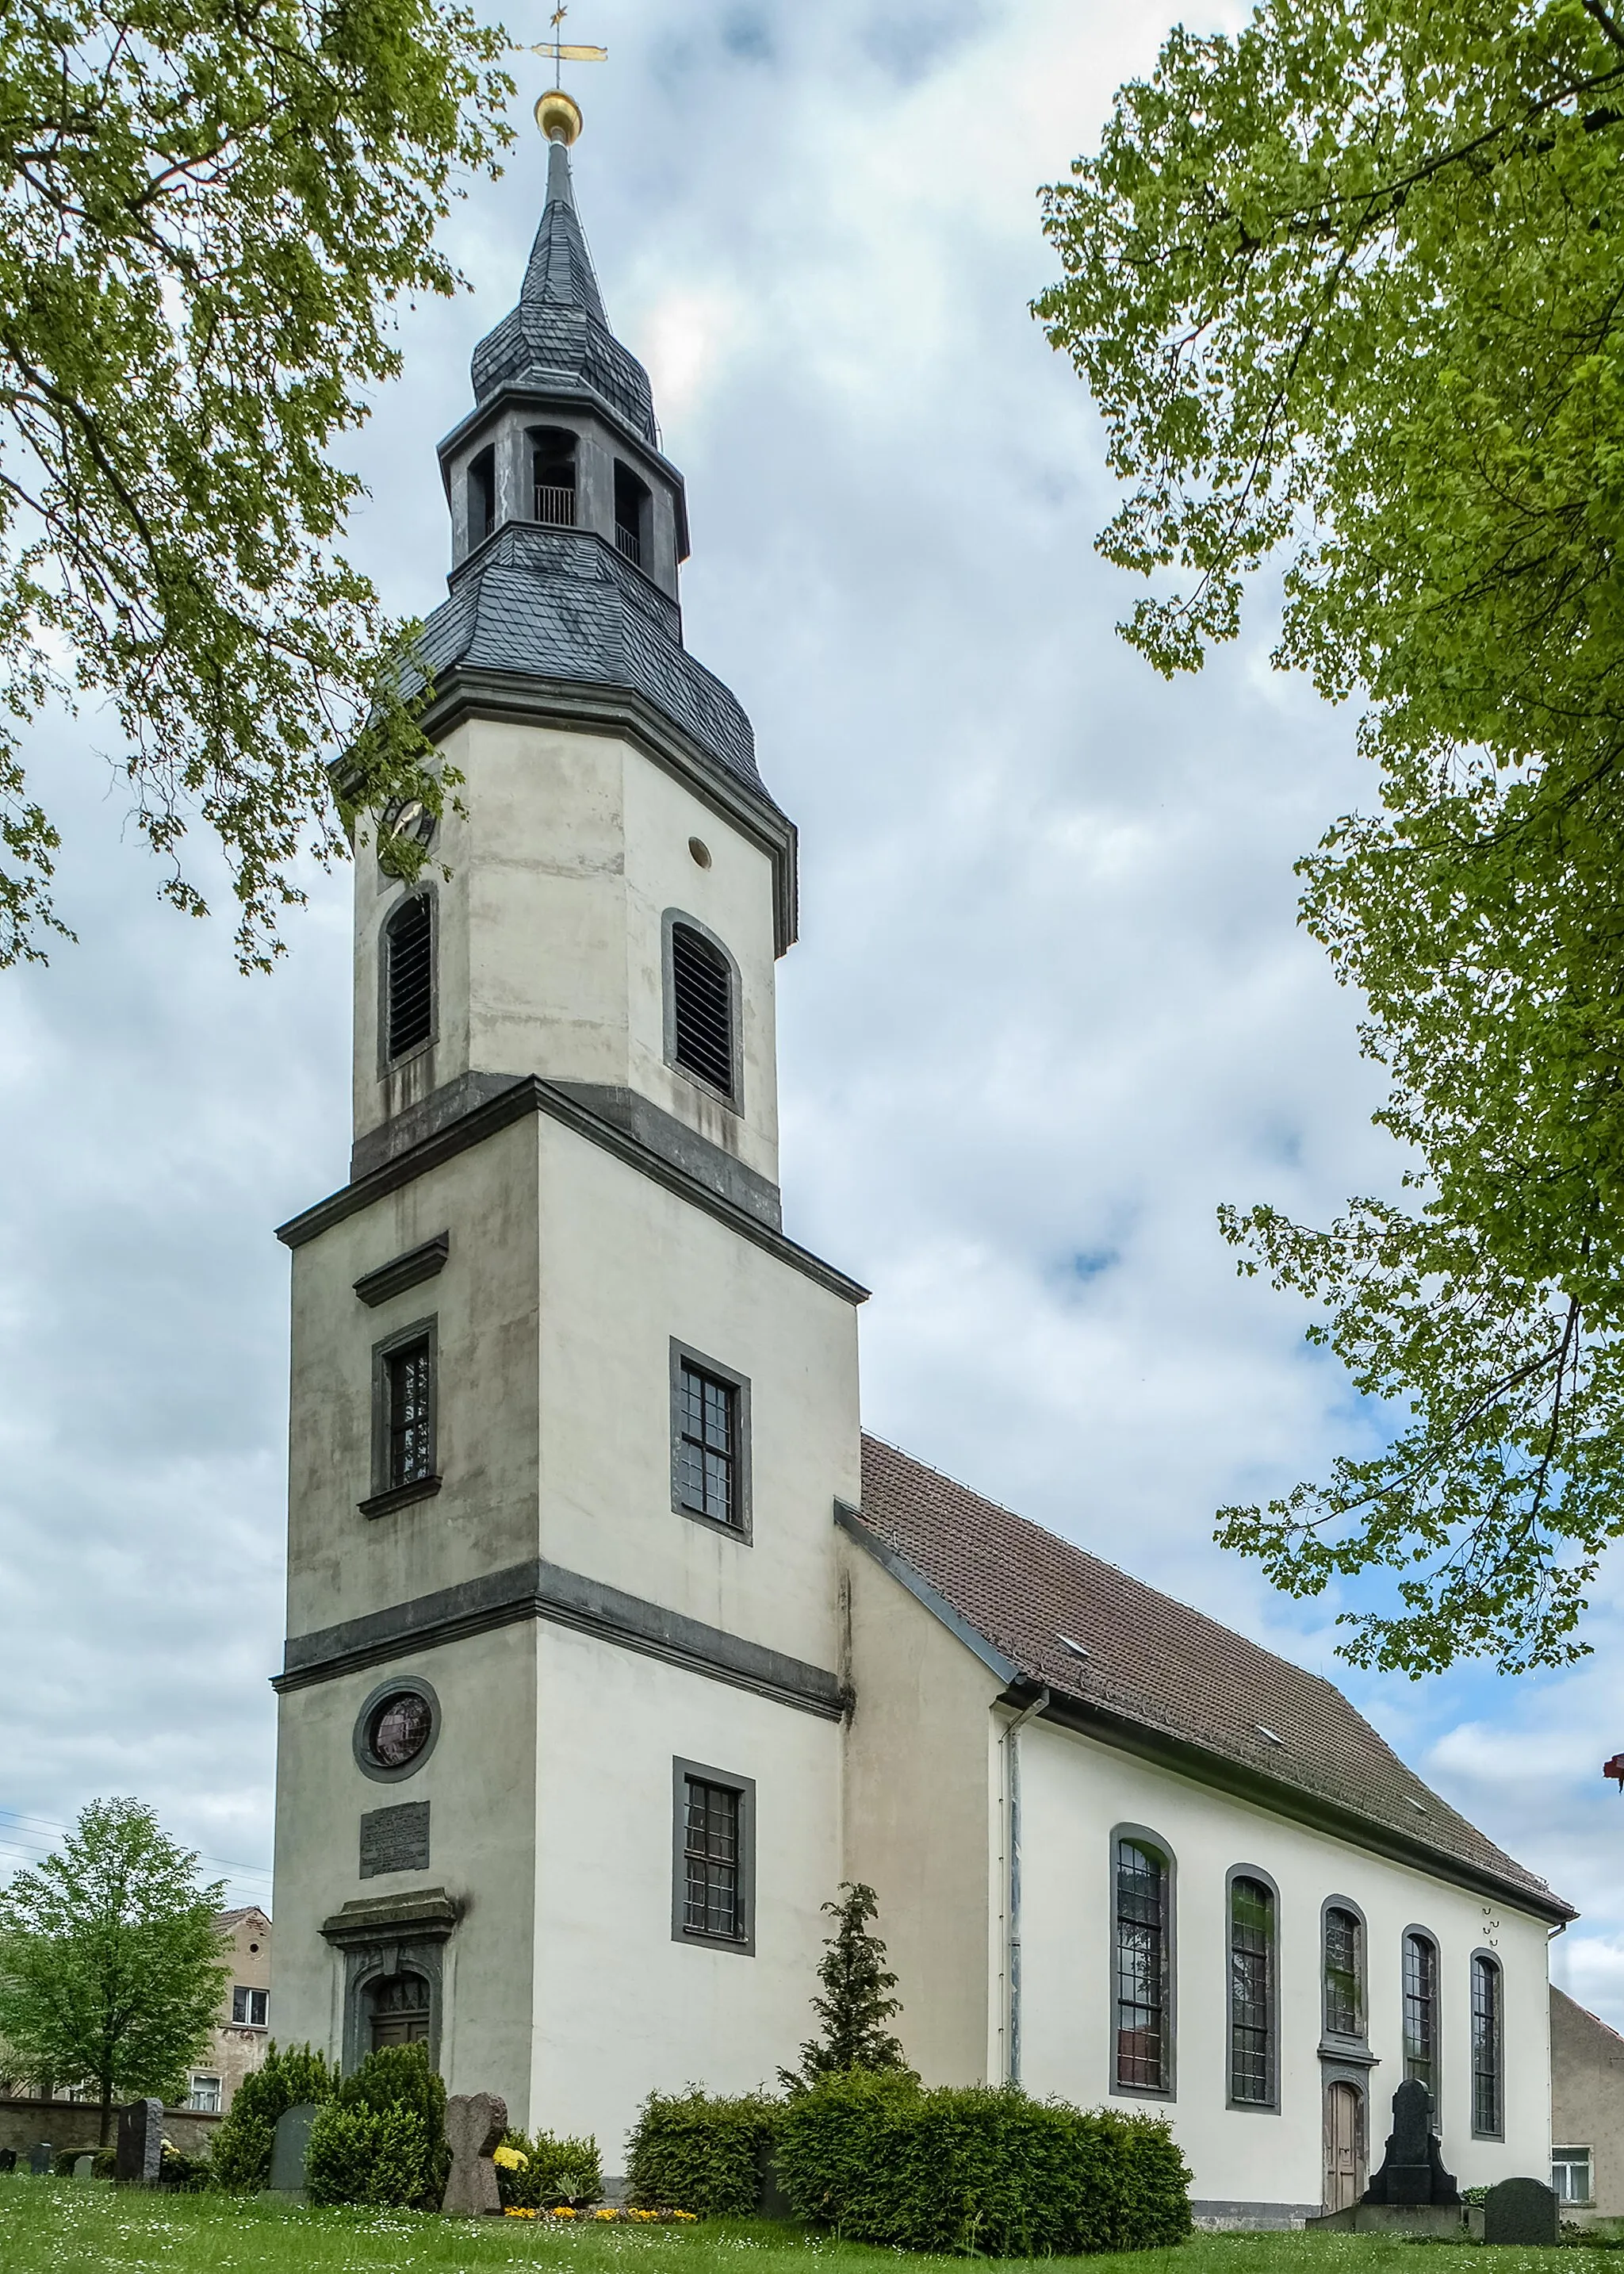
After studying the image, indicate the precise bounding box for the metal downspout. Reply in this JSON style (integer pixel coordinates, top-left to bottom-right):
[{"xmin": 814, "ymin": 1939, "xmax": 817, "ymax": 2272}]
[{"xmin": 1005, "ymin": 1688, "xmax": 1049, "ymax": 2087}]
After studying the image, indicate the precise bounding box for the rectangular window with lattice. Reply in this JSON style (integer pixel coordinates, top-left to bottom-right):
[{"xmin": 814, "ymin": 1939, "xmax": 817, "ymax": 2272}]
[
  {"xmin": 670, "ymin": 1343, "xmax": 750, "ymax": 1537},
  {"xmin": 672, "ymin": 1760, "xmax": 754, "ymax": 1954}
]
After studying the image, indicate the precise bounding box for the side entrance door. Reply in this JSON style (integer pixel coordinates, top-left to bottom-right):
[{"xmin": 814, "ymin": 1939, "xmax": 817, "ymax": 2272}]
[{"xmin": 1324, "ymin": 2080, "xmax": 1365, "ymax": 2213}]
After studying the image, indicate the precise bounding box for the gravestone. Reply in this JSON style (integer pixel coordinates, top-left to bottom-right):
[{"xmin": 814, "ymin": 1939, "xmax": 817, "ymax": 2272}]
[
  {"xmin": 115, "ymin": 2097, "xmax": 163, "ymax": 2185},
  {"xmin": 359, "ymin": 1801, "xmax": 431, "ymax": 1880},
  {"xmin": 266, "ymin": 2102, "xmax": 321, "ymax": 2199},
  {"xmin": 27, "ymin": 2142, "xmax": 52, "ymax": 2176},
  {"xmin": 72, "ymin": 2155, "xmax": 95, "ymax": 2182},
  {"xmin": 0, "ymin": 2148, "xmax": 15, "ymax": 2174},
  {"xmin": 441, "ymin": 2091, "xmax": 507, "ymax": 2217},
  {"xmin": 1362, "ymin": 2080, "xmax": 1459, "ymax": 2207},
  {"xmin": 1483, "ymin": 2177, "xmax": 1560, "ymax": 2245}
]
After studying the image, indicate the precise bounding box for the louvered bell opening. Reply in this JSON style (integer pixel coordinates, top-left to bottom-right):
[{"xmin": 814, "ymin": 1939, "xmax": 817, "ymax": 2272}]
[
  {"xmin": 671, "ymin": 926, "xmax": 733, "ymax": 1095},
  {"xmin": 386, "ymin": 899, "xmax": 434, "ymax": 1061}
]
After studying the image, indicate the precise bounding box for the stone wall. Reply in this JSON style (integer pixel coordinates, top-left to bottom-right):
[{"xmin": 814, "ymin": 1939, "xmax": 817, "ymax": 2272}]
[{"xmin": 0, "ymin": 2096, "xmax": 220, "ymax": 2159}]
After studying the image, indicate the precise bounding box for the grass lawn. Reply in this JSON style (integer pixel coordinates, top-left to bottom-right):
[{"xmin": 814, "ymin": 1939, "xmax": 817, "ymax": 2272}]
[{"xmin": 0, "ymin": 2183, "xmax": 1616, "ymax": 2274}]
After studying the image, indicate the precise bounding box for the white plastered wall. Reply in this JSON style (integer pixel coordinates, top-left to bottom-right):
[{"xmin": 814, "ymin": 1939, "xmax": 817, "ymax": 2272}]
[
  {"xmin": 1017, "ymin": 1717, "xmax": 1553, "ymax": 2210},
  {"xmin": 352, "ymin": 717, "xmax": 782, "ymax": 1183},
  {"xmin": 532, "ymin": 1622, "xmax": 843, "ymax": 2166}
]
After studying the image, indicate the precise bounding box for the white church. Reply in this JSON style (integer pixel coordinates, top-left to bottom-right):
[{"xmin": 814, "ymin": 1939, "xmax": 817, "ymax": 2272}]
[{"xmin": 270, "ymin": 97, "xmax": 1572, "ymax": 2226}]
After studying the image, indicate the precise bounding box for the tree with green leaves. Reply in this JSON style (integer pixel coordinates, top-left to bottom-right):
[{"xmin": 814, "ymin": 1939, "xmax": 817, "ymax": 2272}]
[
  {"xmin": 780, "ymin": 1882, "xmax": 914, "ymax": 2091},
  {"xmin": 0, "ymin": 1797, "xmax": 230, "ymax": 2142},
  {"xmin": 1037, "ymin": 0, "xmax": 1624, "ymax": 1676},
  {"xmin": 0, "ymin": 0, "xmax": 511, "ymax": 972}
]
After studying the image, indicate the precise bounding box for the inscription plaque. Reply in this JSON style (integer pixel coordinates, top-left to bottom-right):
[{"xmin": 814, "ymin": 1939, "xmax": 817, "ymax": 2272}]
[{"xmin": 359, "ymin": 1800, "xmax": 430, "ymax": 1878}]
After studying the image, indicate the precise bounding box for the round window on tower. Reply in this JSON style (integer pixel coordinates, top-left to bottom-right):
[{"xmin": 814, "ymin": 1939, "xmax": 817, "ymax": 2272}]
[{"xmin": 353, "ymin": 1676, "xmax": 441, "ymax": 1783}]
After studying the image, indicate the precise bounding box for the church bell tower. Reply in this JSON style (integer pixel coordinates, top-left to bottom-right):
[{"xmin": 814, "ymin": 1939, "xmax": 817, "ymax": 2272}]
[{"xmin": 270, "ymin": 96, "xmax": 865, "ymax": 2157}]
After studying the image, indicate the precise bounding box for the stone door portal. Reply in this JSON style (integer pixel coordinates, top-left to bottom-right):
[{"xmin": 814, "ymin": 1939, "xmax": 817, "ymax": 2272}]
[
  {"xmin": 370, "ymin": 1970, "xmax": 431, "ymax": 2050},
  {"xmin": 1324, "ymin": 2080, "xmax": 1365, "ymax": 2212}
]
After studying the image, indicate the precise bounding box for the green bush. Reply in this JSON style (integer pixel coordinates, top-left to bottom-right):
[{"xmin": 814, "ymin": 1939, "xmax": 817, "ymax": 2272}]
[
  {"xmin": 496, "ymin": 2125, "xmax": 603, "ymax": 2209},
  {"xmin": 773, "ymin": 2071, "xmax": 1192, "ymax": 2254},
  {"xmin": 626, "ymin": 2087, "xmax": 780, "ymax": 2216},
  {"xmin": 208, "ymin": 2041, "xmax": 337, "ymax": 2192},
  {"xmin": 304, "ymin": 2042, "xmax": 447, "ymax": 2209},
  {"xmin": 304, "ymin": 2103, "xmax": 428, "ymax": 2208}
]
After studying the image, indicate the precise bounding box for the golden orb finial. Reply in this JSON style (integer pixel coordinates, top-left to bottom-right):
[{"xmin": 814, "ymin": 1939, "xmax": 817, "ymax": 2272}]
[{"xmin": 535, "ymin": 87, "xmax": 583, "ymax": 144}]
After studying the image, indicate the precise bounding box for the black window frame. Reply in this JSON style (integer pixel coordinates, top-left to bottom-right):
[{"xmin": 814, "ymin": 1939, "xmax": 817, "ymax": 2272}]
[
  {"xmin": 1470, "ymin": 1950, "xmax": 1504, "ymax": 2138},
  {"xmin": 672, "ymin": 1758, "xmax": 755, "ymax": 1955},
  {"xmin": 381, "ymin": 891, "xmax": 436, "ymax": 1069},
  {"xmin": 1402, "ymin": 1927, "xmax": 1441, "ymax": 2098},
  {"xmin": 669, "ymin": 1340, "xmax": 751, "ymax": 1540},
  {"xmin": 362, "ymin": 1316, "xmax": 440, "ymax": 1517},
  {"xmin": 1321, "ymin": 1896, "xmax": 1368, "ymax": 2046},
  {"xmin": 1226, "ymin": 1867, "xmax": 1279, "ymax": 2111},
  {"xmin": 663, "ymin": 908, "xmax": 741, "ymax": 1107},
  {"xmin": 1110, "ymin": 1825, "xmax": 1175, "ymax": 2100}
]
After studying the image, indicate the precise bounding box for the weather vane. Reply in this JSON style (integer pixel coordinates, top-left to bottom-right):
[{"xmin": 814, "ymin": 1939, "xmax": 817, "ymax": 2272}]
[{"xmin": 520, "ymin": 3, "xmax": 606, "ymax": 143}]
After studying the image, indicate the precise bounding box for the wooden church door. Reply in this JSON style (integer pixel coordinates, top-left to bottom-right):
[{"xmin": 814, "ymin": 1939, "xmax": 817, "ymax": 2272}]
[
  {"xmin": 1323, "ymin": 2080, "xmax": 1365, "ymax": 2211},
  {"xmin": 369, "ymin": 1971, "xmax": 431, "ymax": 2051}
]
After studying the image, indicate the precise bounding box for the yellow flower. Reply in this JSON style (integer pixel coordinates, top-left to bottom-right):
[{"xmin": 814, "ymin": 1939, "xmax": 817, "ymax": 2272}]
[
  {"xmin": 674, "ymin": 2211, "xmax": 699, "ymax": 2221},
  {"xmin": 504, "ymin": 2207, "xmax": 538, "ymax": 2218},
  {"xmin": 492, "ymin": 2146, "xmax": 528, "ymax": 2171},
  {"xmin": 552, "ymin": 2205, "xmax": 576, "ymax": 2218},
  {"xmin": 595, "ymin": 2208, "xmax": 616, "ymax": 2220}
]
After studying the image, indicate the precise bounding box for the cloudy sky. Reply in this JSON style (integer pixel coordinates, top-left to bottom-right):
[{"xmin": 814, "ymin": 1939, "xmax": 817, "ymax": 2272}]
[{"xmin": 3, "ymin": 0, "xmax": 1622, "ymax": 2030}]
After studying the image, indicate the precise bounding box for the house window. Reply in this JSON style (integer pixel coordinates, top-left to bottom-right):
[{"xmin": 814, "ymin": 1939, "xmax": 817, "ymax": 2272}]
[
  {"xmin": 1324, "ymin": 1904, "xmax": 1364, "ymax": 2038},
  {"xmin": 669, "ymin": 922, "xmax": 734, "ymax": 1096},
  {"xmin": 672, "ymin": 1760, "xmax": 754, "ymax": 1954},
  {"xmin": 385, "ymin": 1337, "xmax": 434, "ymax": 1489},
  {"xmin": 1472, "ymin": 1953, "xmax": 1503, "ymax": 2137},
  {"xmin": 1403, "ymin": 1930, "xmax": 1439, "ymax": 2093},
  {"xmin": 1229, "ymin": 1875, "xmax": 1276, "ymax": 2107},
  {"xmin": 1113, "ymin": 1834, "xmax": 1172, "ymax": 2094},
  {"xmin": 231, "ymin": 1986, "xmax": 268, "ymax": 2028},
  {"xmin": 186, "ymin": 2073, "xmax": 222, "ymax": 2113},
  {"xmin": 1553, "ymin": 2148, "xmax": 1593, "ymax": 2206},
  {"xmin": 384, "ymin": 896, "xmax": 433, "ymax": 1062},
  {"xmin": 677, "ymin": 1362, "xmax": 737, "ymax": 1526}
]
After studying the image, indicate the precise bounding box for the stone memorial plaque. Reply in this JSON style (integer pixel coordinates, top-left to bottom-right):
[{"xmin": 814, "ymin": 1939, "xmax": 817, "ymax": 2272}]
[
  {"xmin": 442, "ymin": 2091, "xmax": 507, "ymax": 2216},
  {"xmin": 360, "ymin": 1800, "xmax": 430, "ymax": 1879},
  {"xmin": 27, "ymin": 2142, "xmax": 52, "ymax": 2176},
  {"xmin": 267, "ymin": 2102, "xmax": 321, "ymax": 2198},
  {"xmin": 1483, "ymin": 2177, "xmax": 1560, "ymax": 2245},
  {"xmin": 115, "ymin": 2097, "xmax": 163, "ymax": 2185}
]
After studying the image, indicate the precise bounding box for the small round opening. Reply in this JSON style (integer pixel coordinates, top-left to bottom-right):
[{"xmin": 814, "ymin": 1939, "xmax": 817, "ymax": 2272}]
[
  {"xmin": 367, "ymin": 1689, "xmax": 434, "ymax": 1771},
  {"xmin": 248, "ymin": 1942, "xmax": 259, "ymax": 1954},
  {"xmin": 688, "ymin": 836, "xmax": 712, "ymax": 869}
]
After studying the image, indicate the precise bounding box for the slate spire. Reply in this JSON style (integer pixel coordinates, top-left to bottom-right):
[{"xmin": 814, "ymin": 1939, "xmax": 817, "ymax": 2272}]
[{"xmin": 520, "ymin": 136, "xmax": 608, "ymax": 328}]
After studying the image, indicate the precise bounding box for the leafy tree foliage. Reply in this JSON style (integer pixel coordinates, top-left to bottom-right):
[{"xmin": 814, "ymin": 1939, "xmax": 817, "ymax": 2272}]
[
  {"xmin": 0, "ymin": 0, "xmax": 511, "ymax": 969},
  {"xmin": 208, "ymin": 2040, "xmax": 336, "ymax": 2190},
  {"xmin": 1037, "ymin": 0, "xmax": 1624, "ymax": 1674},
  {"xmin": 0, "ymin": 1797, "xmax": 229, "ymax": 2142},
  {"xmin": 781, "ymin": 1882, "xmax": 914, "ymax": 2090},
  {"xmin": 304, "ymin": 2039, "xmax": 448, "ymax": 2207}
]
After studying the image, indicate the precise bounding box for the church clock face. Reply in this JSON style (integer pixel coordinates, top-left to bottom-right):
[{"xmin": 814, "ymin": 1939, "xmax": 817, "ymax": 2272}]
[{"xmin": 377, "ymin": 795, "xmax": 437, "ymax": 880}]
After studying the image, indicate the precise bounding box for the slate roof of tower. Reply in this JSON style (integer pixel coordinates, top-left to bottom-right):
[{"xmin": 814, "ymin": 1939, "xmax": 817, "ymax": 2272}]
[
  {"xmin": 856, "ymin": 1434, "xmax": 1572, "ymax": 1919},
  {"xmin": 471, "ymin": 137, "xmax": 657, "ymax": 443},
  {"xmin": 410, "ymin": 523, "xmax": 765, "ymax": 796}
]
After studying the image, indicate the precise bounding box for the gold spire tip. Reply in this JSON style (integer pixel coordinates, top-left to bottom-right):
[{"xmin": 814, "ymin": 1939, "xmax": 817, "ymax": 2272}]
[{"xmin": 535, "ymin": 87, "xmax": 583, "ymax": 144}]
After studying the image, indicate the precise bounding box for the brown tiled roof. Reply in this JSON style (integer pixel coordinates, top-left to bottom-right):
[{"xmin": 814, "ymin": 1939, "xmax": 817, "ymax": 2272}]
[{"xmin": 855, "ymin": 1436, "xmax": 1572, "ymax": 1921}]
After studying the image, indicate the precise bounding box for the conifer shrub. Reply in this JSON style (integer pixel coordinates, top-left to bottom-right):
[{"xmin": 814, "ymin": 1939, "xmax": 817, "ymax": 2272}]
[
  {"xmin": 208, "ymin": 2041, "xmax": 337, "ymax": 2192},
  {"xmin": 779, "ymin": 1883, "xmax": 915, "ymax": 2092},
  {"xmin": 773, "ymin": 2071, "xmax": 1193, "ymax": 2253},
  {"xmin": 495, "ymin": 2125, "xmax": 602, "ymax": 2209},
  {"xmin": 625, "ymin": 2088, "xmax": 780, "ymax": 2216},
  {"xmin": 304, "ymin": 2042, "xmax": 448, "ymax": 2209}
]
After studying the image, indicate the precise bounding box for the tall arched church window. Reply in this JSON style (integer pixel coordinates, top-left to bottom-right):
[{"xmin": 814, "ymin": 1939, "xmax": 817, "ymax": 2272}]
[
  {"xmin": 670, "ymin": 922, "xmax": 734, "ymax": 1097},
  {"xmin": 1228, "ymin": 1874, "xmax": 1277, "ymax": 2107},
  {"xmin": 369, "ymin": 1970, "xmax": 430, "ymax": 2050},
  {"xmin": 1471, "ymin": 1953, "xmax": 1503, "ymax": 2137},
  {"xmin": 1113, "ymin": 1833, "xmax": 1172, "ymax": 2095},
  {"xmin": 1323, "ymin": 1904, "xmax": 1365, "ymax": 2039},
  {"xmin": 385, "ymin": 897, "xmax": 434, "ymax": 1063},
  {"xmin": 1403, "ymin": 1930, "xmax": 1440, "ymax": 2093},
  {"xmin": 532, "ymin": 427, "xmax": 576, "ymax": 527}
]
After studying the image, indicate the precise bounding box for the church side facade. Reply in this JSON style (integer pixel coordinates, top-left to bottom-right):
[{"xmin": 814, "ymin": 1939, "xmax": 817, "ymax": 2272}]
[{"xmin": 269, "ymin": 117, "xmax": 1571, "ymax": 2226}]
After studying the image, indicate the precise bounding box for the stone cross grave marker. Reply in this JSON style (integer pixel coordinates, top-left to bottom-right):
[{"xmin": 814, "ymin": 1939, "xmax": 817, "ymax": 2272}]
[
  {"xmin": 266, "ymin": 2103, "xmax": 321, "ymax": 2198},
  {"xmin": 27, "ymin": 2142, "xmax": 52, "ymax": 2176},
  {"xmin": 1483, "ymin": 2177, "xmax": 1560, "ymax": 2245},
  {"xmin": 442, "ymin": 2091, "xmax": 508, "ymax": 2216},
  {"xmin": 115, "ymin": 2098, "xmax": 163, "ymax": 2185}
]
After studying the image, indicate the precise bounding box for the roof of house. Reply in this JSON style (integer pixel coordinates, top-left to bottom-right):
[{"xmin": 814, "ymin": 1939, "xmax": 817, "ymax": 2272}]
[
  {"xmin": 852, "ymin": 1434, "xmax": 1572, "ymax": 1922},
  {"xmin": 214, "ymin": 1906, "xmax": 271, "ymax": 1930}
]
